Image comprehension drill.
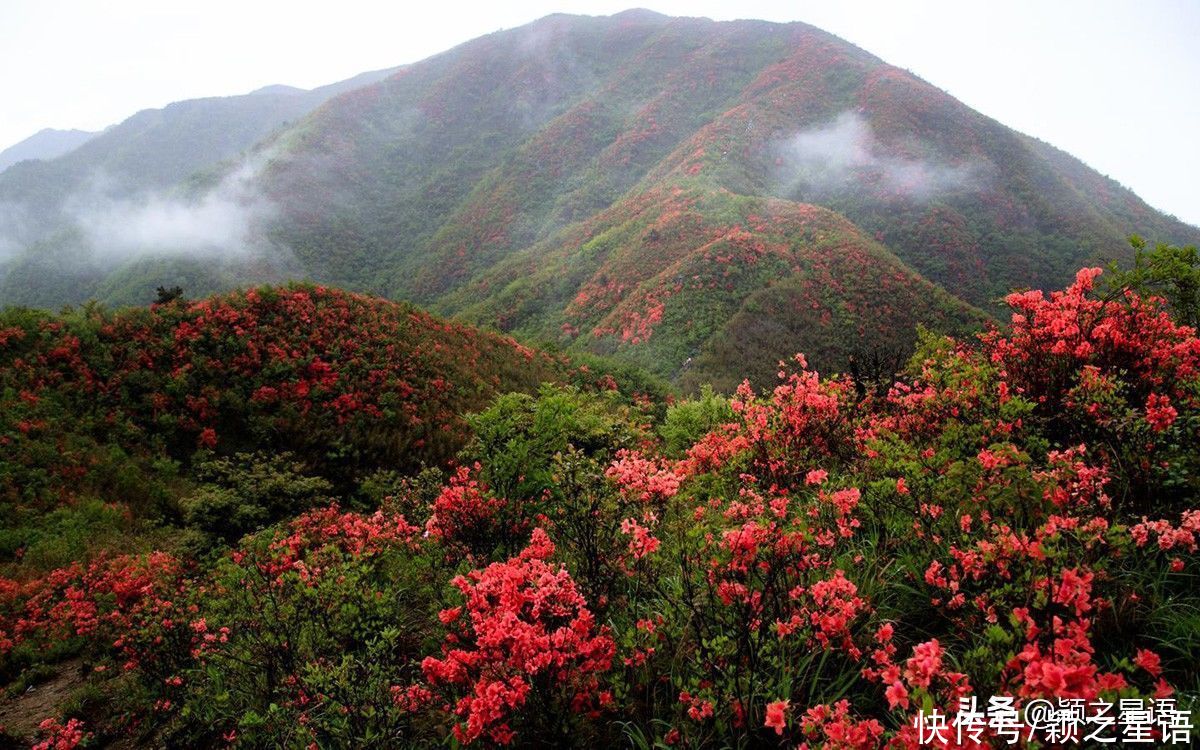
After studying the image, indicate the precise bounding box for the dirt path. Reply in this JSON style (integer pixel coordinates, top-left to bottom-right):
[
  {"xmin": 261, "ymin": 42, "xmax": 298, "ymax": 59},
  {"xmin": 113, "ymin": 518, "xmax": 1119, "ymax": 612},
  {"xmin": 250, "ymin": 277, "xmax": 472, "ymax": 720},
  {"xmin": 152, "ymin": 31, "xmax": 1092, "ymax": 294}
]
[{"xmin": 0, "ymin": 660, "xmax": 84, "ymax": 743}]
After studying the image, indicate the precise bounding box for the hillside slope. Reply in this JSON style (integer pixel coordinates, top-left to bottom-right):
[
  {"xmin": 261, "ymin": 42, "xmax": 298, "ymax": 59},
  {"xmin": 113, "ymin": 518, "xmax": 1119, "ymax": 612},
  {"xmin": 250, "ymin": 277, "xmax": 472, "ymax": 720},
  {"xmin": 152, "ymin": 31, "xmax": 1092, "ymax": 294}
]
[
  {"xmin": 0, "ymin": 68, "xmax": 398, "ymax": 305},
  {"xmin": 440, "ymin": 181, "xmax": 987, "ymax": 386},
  {"xmin": 0, "ymin": 283, "xmax": 572, "ymax": 507},
  {"xmin": 3, "ymin": 11, "xmax": 1197, "ymax": 387},
  {"xmin": 0, "ymin": 129, "xmax": 95, "ymax": 174}
]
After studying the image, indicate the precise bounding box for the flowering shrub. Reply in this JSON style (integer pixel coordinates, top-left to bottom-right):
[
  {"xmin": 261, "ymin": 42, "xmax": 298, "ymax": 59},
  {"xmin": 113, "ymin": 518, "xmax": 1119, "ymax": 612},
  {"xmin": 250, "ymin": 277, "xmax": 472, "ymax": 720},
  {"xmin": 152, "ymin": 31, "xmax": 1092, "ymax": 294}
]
[
  {"xmin": 156, "ymin": 505, "xmax": 433, "ymax": 747},
  {"xmin": 460, "ymin": 383, "xmax": 655, "ymax": 599},
  {"xmin": 0, "ymin": 552, "xmax": 186, "ymax": 671},
  {"xmin": 987, "ymin": 268, "xmax": 1200, "ymax": 405},
  {"xmin": 424, "ymin": 464, "xmax": 515, "ymax": 557},
  {"xmin": 606, "ymin": 449, "xmax": 683, "ymax": 504},
  {"xmin": 982, "ymin": 267, "xmax": 1200, "ymax": 510},
  {"xmin": 422, "ymin": 529, "xmax": 615, "ymax": 745},
  {"xmin": 2, "ymin": 266, "xmax": 1198, "ymax": 747},
  {"xmin": 796, "ymin": 700, "xmax": 884, "ymax": 749},
  {"xmin": 30, "ymin": 718, "xmax": 90, "ymax": 750}
]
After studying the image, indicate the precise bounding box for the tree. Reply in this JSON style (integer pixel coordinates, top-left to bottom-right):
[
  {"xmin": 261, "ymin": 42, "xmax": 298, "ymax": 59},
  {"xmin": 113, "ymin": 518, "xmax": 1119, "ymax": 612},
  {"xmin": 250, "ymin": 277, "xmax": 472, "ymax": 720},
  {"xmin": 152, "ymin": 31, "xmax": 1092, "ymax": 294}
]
[
  {"xmin": 154, "ymin": 285, "xmax": 184, "ymax": 305},
  {"xmin": 1105, "ymin": 235, "xmax": 1200, "ymax": 328}
]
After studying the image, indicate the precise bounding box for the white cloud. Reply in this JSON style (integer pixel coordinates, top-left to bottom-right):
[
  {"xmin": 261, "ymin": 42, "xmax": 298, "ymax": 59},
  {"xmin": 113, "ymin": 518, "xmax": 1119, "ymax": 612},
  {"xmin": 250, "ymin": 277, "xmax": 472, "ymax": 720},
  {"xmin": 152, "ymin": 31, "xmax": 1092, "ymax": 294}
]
[
  {"xmin": 774, "ymin": 110, "xmax": 985, "ymax": 201},
  {"xmin": 69, "ymin": 155, "xmax": 278, "ymax": 261}
]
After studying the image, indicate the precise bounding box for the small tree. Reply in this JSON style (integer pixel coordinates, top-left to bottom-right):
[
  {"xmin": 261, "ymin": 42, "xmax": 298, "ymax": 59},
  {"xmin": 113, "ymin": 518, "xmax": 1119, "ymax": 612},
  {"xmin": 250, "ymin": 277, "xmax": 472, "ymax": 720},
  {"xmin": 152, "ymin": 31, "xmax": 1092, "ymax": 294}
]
[
  {"xmin": 1105, "ymin": 235, "xmax": 1200, "ymax": 328},
  {"xmin": 154, "ymin": 285, "xmax": 184, "ymax": 305}
]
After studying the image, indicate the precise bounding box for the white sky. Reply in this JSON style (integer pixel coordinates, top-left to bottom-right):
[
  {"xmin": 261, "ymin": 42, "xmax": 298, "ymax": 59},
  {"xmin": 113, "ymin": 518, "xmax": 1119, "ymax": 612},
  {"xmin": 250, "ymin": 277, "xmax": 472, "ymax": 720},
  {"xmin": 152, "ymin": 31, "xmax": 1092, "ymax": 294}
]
[{"xmin": 1, "ymin": 0, "xmax": 1197, "ymax": 226}]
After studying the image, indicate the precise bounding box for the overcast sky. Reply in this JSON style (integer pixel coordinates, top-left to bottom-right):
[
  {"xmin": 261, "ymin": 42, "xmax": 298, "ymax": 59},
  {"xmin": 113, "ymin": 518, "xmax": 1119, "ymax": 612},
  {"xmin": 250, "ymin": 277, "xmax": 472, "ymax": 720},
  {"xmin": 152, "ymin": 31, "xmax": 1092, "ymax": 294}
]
[{"xmin": 1, "ymin": 0, "xmax": 1196, "ymax": 226}]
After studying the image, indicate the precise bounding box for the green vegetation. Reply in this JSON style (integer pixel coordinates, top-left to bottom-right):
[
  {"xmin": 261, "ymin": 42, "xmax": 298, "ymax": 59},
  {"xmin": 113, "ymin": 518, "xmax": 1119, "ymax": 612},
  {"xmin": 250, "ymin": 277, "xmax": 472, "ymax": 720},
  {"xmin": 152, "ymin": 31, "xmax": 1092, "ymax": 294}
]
[
  {"xmin": 2, "ymin": 12, "xmax": 1197, "ymax": 390},
  {"xmin": 1, "ymin": 258, "xmax": 1198, "ymax": 746},
  {"xmin": 1106, "ymin": 236, "xmax": 1200, "ymax": 327}
]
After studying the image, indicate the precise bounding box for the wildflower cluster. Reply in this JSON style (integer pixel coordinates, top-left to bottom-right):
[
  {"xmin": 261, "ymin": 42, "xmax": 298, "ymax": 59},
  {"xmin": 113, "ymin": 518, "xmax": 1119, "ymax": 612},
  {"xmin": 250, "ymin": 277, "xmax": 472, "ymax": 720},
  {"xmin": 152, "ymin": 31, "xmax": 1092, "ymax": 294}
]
[{"xmin": 2, "ymin": 266, "xmax": 1197, "ymax": 747}]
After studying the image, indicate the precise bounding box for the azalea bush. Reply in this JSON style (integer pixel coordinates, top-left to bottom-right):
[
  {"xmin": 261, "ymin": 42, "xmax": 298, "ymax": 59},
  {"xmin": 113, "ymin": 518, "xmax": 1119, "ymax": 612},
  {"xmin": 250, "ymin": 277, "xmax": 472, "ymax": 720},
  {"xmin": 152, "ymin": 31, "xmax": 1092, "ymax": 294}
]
[
  {"xmin": 1, "ymin": 264, "xmax": 1198, "ymax": 747},
  {"xmin": 422, "ymin": 528, "xmax": 616, "ymax": 745}
]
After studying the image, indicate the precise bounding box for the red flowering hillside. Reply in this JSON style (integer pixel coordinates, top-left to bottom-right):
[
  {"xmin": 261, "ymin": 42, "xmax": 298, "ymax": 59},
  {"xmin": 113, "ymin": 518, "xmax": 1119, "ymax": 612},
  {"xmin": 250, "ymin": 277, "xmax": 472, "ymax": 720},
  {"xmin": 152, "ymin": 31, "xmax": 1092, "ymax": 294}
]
[
  {"xmin": 441, "ymin": 182, "xmax": 987, "ymax": 387},
  {"xmin": 1, "ymin": 262, "xmax": 1197, "ymax": 747},
  {"xmin": 0, "ymin": 284, "xmax": 569, "ymax": 492},
  {"xmin": 4, "ymin": 12, "xmax": 1197, "ymax": 389},
  {"xmin": 0, "ymin": 284, "xmax": 674, "ymax": 584}
]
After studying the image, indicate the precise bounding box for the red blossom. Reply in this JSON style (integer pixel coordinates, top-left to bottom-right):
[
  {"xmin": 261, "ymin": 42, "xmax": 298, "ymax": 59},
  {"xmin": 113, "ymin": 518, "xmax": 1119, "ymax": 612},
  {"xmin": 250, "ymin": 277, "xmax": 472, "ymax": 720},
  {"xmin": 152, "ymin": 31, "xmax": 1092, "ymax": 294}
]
[
  {"xmin": 764, "ymin": 699, "xmax": 789, "ymax": 735},
  {"xmin": 421, "ymin": 529, "xmax": 615, "ymax": 745},
  {"xmin": 31, "ymin": 718, "xmax": 90, "ymax": 750},
  {"xmin": 798, "ymin": 700, "xmax": 884, "ymax": 749},
  {"xmin": 1133, "ymin": 648, "xmax": 1163, "ymax": 678},
  {"xmin": 619, "ymin": 517, "xmax": 661, "ymax": 560},
  {"xmin": 1145, "ymin": 393, "xmax": 1178, "ymax": 431}
]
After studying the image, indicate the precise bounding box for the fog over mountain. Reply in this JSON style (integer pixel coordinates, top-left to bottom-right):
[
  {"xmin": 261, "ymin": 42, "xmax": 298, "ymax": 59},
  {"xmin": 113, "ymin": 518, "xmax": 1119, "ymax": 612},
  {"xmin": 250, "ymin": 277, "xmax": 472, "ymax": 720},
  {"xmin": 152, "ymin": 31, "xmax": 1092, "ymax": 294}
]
[
  {"xmin": 0, "ymin": 10, "xmax": 1196, "ymax": 384},
  {"xmin": 773, "ymin": 111, "xmax": 989, "ymax": 202},
  {"xmin": 68, "ymin": 153, "xmax": 279, "ymax": 263}
]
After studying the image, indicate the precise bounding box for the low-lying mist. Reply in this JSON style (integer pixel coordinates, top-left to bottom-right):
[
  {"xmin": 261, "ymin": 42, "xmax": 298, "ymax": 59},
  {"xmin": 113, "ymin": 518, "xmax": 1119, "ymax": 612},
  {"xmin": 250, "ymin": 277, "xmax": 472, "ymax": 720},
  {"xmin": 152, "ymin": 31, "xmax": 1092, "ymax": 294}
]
[
  {"xmin": 0, "ymin": 202, "xmax": 28, "ymax": 263},
  {"xmin": 773, "ymin": 110, "xmax": 988, "ymax": 202},
  {"xmin": 73, "ymin": 160, "xmax": 277, "ymax": 262},
  {"xmin": 0, "ymin": 152, "xmax": 288, "ymax": 276}
]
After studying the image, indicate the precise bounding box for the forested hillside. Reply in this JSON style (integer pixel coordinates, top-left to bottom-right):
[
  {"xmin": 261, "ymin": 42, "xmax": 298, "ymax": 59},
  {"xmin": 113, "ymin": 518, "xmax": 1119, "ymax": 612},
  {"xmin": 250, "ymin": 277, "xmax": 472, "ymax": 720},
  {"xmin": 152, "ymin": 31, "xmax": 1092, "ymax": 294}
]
[
  {"xmin": 1, "ymin": 252, "xmax": 1197, "ymax": 748},
  {"xmin": 1, "ymin": 11, "xmax": 1196, "ymax": 386}
]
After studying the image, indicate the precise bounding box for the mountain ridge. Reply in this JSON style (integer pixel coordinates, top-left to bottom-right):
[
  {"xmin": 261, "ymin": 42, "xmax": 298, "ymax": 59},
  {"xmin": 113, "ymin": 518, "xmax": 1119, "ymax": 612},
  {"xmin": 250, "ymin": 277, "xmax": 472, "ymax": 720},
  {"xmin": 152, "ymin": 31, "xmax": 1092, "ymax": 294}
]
[
  {"xmin": 0, "ymin": 128, "xmax": 97, "ymax": 174},
  {"xmin": 0, "ymin": 66, "xmax": 400, "ymax": 262},
  {"xmin": 1, "ymin": 11, "xmax": 1196, "ymax": 388}
]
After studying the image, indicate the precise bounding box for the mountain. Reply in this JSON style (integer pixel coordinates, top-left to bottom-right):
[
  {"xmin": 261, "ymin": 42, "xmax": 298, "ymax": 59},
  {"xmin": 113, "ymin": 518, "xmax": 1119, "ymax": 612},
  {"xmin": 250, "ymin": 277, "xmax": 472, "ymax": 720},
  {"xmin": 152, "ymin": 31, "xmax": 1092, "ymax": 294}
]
[
  {"xmin": 0, "ymin": 68, "xmax": 398, "ymax": 208},
  {"xmin": 0, "ymin": 128, "xmax": 95, "ymax": 173},
  {"xmin": 249, "ymin": 10, "xmax": 1198, "ymax": 381},
  {"xmin": 2, "ymin": 10, "xmax": 1197, "ymax": 388},
  {"xmin": 0, "ymin": 67, "xmax": 398, "ymax": 301}
]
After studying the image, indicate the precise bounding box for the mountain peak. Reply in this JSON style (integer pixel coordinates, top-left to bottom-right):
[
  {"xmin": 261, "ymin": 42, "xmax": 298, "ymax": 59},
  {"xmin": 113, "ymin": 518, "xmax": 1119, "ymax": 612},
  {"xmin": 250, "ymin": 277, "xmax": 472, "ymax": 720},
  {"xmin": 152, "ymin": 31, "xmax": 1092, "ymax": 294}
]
[
  {"xmin": 1, "ymin": 9, "xmax": 1197, "ymax": 388},
  {"xmin": 248, "ymin": 83, "xmax": 307, "ymax": 97},
  {"xmin": 609, "ymin": 8, "xmax": 670, "ymax": 21},
  {"xmin": 0, "ymin": 127, "xmax": 96, "ymax": 174}
]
